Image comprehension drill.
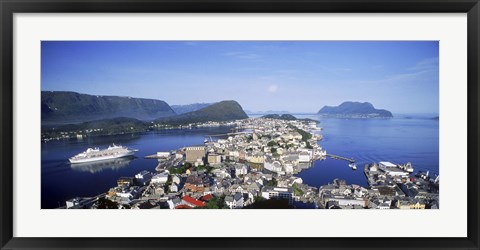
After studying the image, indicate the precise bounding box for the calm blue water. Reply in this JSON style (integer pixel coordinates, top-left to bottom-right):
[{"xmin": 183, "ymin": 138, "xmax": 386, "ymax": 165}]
[
  {"xmin": 41, "ymin": 127, "xmax": 232, "ymax": 208},
  {"xmin": 294, "ymin": 115, "xmax": 439, "ymax": 188},
  {"xmin": 41, "ymin": 116, "xmax": 439, "ymax": 208}
]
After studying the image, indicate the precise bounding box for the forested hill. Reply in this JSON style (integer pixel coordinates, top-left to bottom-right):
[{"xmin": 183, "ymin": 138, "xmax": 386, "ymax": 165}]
[
  {"xmin": 156, "ymin": 100, "xmax": 248, "ymax": 125},
  {"xmin": 42, "ymin": 100, "xmax": 249, "ymax": 138},
  {"xmin": 41, "ymin": 91, "xmax": 175, "ymax": 125}
]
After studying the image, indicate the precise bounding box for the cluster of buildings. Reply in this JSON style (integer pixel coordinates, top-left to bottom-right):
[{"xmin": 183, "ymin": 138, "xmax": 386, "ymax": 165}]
[
  {"xmin": 67, "ymin": 118, "xmax": 324, "ymax": 209},
  {"xmin": 317, "ymin": 161, "xmax": 439, "ymax": 209},
  {"xmin": 65, "ymin": 117, "xmax": 439, "ymax": 210}
]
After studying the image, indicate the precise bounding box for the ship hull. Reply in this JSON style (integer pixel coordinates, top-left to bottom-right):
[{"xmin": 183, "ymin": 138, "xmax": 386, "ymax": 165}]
[{"xmin": 69, "ymin": 151, "xmax": 135, "ymax": 164}]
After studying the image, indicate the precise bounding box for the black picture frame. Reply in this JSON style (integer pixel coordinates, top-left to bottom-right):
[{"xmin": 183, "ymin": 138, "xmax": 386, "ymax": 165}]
[{"xmin": 1, "ymin": 0, "xmax": 479, "ymax": 249}]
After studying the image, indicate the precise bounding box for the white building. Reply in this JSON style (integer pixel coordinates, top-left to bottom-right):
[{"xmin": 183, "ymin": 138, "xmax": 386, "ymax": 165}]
[
  {"xmin": 298, "ymin": 151, "xmax": 311, "ymax": 163},
  {"xmin": 66, "ymin": 197, "xmax": 89, "ymax": 209},
  {"xmin": 135, "ymin": 170, "xmax": 152, "ymax": 185},
  {"xmin": 116, "ymin": 186, "xmax": 141, "ymax": 200},
  {"xmin": 171, "ymin": 175, "xmax": 181, "ymax": 185},
  {"xmin": 225, "ymin": 193, "xmax": 244, "ymax": 209},
  {"xmin": 156, "ymin": 152, "xmax": 170, "ymax": 158},
  {"xmin": 151, "ymin": 172, "xmax": 169, "ymax": 184},
  {"xmin": 264, "ymin": 160, "xmax": 282, "ymax": 173},
  {"xmin": 284, "ymin": 164, "xmax": 294, "ymax": 174},
  {"xmin": 261, "ymin": 187, "xmax": 293, "ymax": 205},
  {"xmin": 384, "ymin": 168, "xmax": 410, "ymax": 178},
  {"xmin": 325, "ymin": 197, "xmax": 367, "ymax": 207},
  {"xmin": 212, "ymin": 168, "xmax": 231, "ymax": 178},
  {"xmin": 169, "ymin": 183, "xmax": 178, "ymax": 192},
  {"xmin": 229, "ymin": 150, "xmax": 240, "ymax": 158},
  {"xmin": 379, "ymin": 161, "xmax": 397, "ymax": 168},
  {"xmin": 378, "ymin": 200, "xmax": 392, "ymax": 209},
  {"xmin": 235, "ymin": 164, "xmax": 248, "ymax": 176},
  {"xmin": 175, "ymin": 151, "xmax": 184, "ymax": 159}
]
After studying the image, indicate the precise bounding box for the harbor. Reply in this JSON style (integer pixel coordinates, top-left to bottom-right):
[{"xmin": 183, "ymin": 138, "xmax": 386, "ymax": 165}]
[
  {"xmin": 41, "ymin": 116, "xmax": 440, "ymax": 209},
  {"xmin": 42, "ymin": 116, "xmax": 439, "ymax": 210}
]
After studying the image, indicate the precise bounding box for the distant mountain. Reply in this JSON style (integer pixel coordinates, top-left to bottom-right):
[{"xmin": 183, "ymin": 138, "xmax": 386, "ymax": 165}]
[
  {"xmin": 261, "ymin": 114, "xmax": 297, "ymax": 120},
  {"xmin": 318, "ymin": 102, "xmax": 393, "ymax": 118},
  {"xmin": 171, "ymin": 103, "xmax": 214, "ymax": 114},
  {"xmin": 157, "ymin": 100, "xmax": 248, "ymax": 125},
  {"xmin": 41, "ymin": 91, "xmax": 175, "ymax": 125}
]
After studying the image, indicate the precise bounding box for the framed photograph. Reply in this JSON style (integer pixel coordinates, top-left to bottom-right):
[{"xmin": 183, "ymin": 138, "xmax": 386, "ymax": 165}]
[{"xmin": 1, "ymin": 0, "xmax": 479, "ymax": 249}]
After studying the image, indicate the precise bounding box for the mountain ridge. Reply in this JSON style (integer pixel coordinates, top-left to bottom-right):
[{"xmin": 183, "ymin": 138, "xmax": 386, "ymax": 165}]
[
  {"xmin": 41, "ymin": 91, "xmax": 176, "ymax": 125},
  {"xmin": 42, "ymin": 100, "xmax": 249, "ymax": 137},
  {"xmin": 171, "ymin": 103, "xmax": 214, "ymax": 114}
]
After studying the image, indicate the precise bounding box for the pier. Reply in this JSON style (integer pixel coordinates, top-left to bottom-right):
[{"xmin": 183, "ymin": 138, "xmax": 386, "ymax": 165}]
[
  {"xmin": 144, "ymin": 154, "xmax": 160, "ymax": 159},
  {"xmin": 326, "ymin": 154, "xmax": 355, "ymax": 163}
]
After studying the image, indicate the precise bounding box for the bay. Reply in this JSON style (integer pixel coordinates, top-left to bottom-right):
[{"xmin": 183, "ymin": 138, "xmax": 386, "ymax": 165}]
[
  {"xmin": 41, "ymin": 116, "xmax": 439, "ymax": 208},
  {"xmin": 294, "ymin": 115, "xmax": 439, "ymax": 188},
  {"xmin": 41, "ymin": 127, "xmax": 232, "ymax": 208}
]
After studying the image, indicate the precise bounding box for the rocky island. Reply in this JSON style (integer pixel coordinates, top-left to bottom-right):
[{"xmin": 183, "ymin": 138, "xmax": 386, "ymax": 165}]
[{"xmin": 318, "ymin": 101, "xmax": 393, "ymax": 118}]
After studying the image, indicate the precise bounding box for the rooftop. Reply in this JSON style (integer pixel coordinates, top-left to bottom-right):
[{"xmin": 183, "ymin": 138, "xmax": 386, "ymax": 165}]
[
  {"xmin": 182, "ymin": 196, "xmax": 206, "ymax": 207},
  {"xmin": 379, "ymin": 161, "xmax": 397, "ymax": 167}
]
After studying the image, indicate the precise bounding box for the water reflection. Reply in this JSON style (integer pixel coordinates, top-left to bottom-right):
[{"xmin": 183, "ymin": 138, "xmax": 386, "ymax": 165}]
[{"xmin": 70, "ymin": 156, "xmax": 135, "ymax": 174}]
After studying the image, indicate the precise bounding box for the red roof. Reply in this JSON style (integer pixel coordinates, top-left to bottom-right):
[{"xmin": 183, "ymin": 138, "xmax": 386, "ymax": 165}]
[
  {"xmin": 200, "ymin": 194, "xmax": 214, "ymax": 202},
  {"xmin": 175, "ymin": 204, "xmax": 193, "ymax": 209},
  {"xmin": 182, "ymin": 196, "xmax": 206, "ymax": 207}
]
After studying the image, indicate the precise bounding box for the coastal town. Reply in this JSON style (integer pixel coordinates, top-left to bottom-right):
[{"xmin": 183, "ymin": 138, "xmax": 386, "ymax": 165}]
[{"xmin": 64, "ymin": 117, "xmax": 440, "ymax": 210}]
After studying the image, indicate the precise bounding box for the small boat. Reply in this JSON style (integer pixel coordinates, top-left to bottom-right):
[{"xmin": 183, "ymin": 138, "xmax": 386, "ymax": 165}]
[{"xmin": 349, "ymin": 163, "xmax": 357, "ymax": 170}]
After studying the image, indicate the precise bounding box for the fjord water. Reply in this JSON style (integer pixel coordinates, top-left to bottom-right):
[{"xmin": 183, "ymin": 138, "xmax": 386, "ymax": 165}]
[
  {"xmin": 41, "ymin": 127, "xmax": 233, "ymax": 209},
  {"xmin": 41, "ymin": 116, "xmax": 439, "ymax": 209},
  {"xmin": 295, "ymin": 115, "xmax": 439, "ymax": 188}
]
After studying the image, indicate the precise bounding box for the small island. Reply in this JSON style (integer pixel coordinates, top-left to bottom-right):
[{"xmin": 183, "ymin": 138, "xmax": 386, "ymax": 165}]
[
  {"xmin": 261, "ymin": 114, "xmax": 297, "ymax": 120},
  {"xmin": 318, "ymin": 101, "xmax": 393, "ymax": 118}
]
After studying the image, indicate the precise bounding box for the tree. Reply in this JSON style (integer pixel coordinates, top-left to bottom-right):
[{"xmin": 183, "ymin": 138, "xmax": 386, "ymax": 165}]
[
  {"xmin": 96, "ymin": 197, "xmax": 119, "ymax": 209},
  {"xmin": 292, "ymin": 183, "xmax": 304, "ymax": 196},
  {"xmin": 243, "ymin": 198, "xmax": 294, "ymax": 209},
  {"xmin": 265, "ymin": 179, "xmax": 277, "ymax": 187},
  {"xmin": 267, "ymin": 140, "xmax": 278, "ymax": 147},
  {"xmin": 195, "ymin": 196, "xmax": 226, "ymax": 209}
]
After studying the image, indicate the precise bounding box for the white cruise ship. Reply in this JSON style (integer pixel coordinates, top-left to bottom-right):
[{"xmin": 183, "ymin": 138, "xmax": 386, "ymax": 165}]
[{"xmin": 69, "ymin": 144, "xmax": 138, "ymax": 164}]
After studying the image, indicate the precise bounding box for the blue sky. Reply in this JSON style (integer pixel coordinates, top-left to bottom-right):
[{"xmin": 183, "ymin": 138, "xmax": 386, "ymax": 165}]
[{"xmin": 41, "ymin": 41, "xmax": 439, "ymax": 114}]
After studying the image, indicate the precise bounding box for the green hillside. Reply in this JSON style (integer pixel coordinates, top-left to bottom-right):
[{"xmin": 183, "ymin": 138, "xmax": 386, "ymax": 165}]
[
  {"xmin": 156, "ymin": 100, "xmax": 248, "ymax": 125},
  {"xmin": 41, "ymin": 91, "xmax": 175, "ymax": 125}
]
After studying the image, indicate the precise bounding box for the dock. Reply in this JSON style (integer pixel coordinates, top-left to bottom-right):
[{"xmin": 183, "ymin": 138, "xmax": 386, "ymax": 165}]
[
  {"xmin": 326, "ymin": 154, "xmax": 355, "ymax": 163},
  {"xmin": 144, "ymin": 154, "xmax": 166, "ymax": 159}
]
